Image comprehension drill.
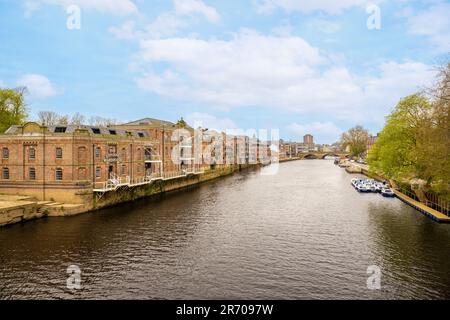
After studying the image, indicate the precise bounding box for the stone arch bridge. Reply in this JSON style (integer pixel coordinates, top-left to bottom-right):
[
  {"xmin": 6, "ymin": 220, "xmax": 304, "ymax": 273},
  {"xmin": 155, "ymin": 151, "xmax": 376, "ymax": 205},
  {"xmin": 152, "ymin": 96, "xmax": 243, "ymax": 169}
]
[{"xmin": 299, "ymin": 152, "xmax": 350, "ymax": 160}]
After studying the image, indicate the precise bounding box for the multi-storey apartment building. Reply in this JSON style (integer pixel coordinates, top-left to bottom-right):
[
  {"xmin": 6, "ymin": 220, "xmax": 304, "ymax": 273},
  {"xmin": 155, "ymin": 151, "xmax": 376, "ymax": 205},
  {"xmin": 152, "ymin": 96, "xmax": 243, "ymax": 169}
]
[
  {"xmin": 0, "ymin": 122, "xmax": 159, "ymax": 203},
  {"xmin": 116, "ymin": 117, "xmax": 204, "ymax": 175},
  {"xmin": 0, "ymin": 117, "xmax": 271, "ymax": 207}
]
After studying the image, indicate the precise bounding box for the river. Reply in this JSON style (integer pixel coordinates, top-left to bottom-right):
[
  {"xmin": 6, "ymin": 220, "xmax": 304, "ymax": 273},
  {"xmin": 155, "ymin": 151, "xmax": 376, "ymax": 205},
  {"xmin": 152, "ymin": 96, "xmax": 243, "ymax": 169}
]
[{"xmin": 1, "ymin": 160, "xmax": 450, "ymax": 299}]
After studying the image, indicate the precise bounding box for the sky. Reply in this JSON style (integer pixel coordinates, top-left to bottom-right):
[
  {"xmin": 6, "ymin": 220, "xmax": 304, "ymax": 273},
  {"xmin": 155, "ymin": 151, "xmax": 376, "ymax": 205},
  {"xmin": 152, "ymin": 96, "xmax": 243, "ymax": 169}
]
[{"xmin": 0, "ymin": 0, "xmax": 449, "ymax": 144}]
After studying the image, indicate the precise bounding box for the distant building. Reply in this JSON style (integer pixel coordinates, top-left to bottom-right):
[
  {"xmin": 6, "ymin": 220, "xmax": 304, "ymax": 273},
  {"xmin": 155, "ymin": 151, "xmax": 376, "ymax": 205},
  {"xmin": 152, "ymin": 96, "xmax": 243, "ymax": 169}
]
[
  {"xmin": 303, "ymin": 134, "xmax": 314, "ymax": 147},
  {"xmin": 366, "ymin": 133, "xmax": 379, "ymax": 156}
]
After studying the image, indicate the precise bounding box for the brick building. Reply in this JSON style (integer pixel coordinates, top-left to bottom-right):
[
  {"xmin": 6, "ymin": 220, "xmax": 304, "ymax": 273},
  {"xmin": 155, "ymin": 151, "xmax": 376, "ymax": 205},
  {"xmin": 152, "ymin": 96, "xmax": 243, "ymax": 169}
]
[
  {"xmin": 0, "ymin": 118, "xmax": 271, "ymax": 204},
  {"xmin": 0, "ymin": 122, "xmax": 159, "ymax": 203}
]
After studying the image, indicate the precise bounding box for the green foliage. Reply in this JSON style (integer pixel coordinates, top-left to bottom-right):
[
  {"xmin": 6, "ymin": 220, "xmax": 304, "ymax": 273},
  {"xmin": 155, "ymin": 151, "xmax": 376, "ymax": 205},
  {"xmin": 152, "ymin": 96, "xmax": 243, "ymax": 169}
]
[
  {"xmin": 0, "ymin": 88, "xmax": 28, "ymax": 133},
  {"xmin": 340, "ymin": 125, "xmax": 369, "ymax": 157},
  {"xmin": 368, "ymin": 92, "xmax": 450, "ymax": 199}
]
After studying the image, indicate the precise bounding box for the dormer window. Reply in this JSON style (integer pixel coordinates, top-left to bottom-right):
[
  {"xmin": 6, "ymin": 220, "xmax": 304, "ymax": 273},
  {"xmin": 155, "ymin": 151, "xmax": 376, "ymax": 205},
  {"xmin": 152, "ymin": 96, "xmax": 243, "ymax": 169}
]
[
  {"xmin": 92, "ymin": 128, "xmax": 101, "ymax": 134},
  {"xmin": 55, "ymin": 127, "xmax": 67, "ymax": 133},
  {"xmin": 109, "ymin": 130, "xmax": 117, "ymax": 135}
]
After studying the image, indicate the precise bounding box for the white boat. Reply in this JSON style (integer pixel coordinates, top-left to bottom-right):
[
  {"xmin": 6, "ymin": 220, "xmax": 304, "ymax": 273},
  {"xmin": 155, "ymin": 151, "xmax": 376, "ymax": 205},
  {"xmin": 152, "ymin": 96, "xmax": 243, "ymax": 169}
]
[{"xmin": 381, "ymin": 188, "xmax": 395, "ymax": 197}]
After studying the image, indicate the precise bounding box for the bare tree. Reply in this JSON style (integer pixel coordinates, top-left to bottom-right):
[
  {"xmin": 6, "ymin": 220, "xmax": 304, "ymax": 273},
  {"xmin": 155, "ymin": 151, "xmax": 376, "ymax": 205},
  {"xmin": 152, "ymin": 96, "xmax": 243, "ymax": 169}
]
[
  {"xmin": 70, "ymin": 112, "xmax": 86, "ymax": 125},
  {"xmin": 37, "ymin": 111, "xmax": 61, "ymax": 126},
  {"xmin": 88, "ymin": 116, "xmax": 120, "ymax": 127},
  {"xmin": 37, "ymin": 111, "xmax": 73, "ymax": 126}
]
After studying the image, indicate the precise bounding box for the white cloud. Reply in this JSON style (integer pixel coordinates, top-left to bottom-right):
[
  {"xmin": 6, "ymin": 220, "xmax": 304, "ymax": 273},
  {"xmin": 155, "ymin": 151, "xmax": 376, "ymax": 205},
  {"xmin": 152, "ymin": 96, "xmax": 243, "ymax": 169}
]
[
  {"xmin": 132, "ymin": 29, "xmax": 436, "ymax": 124},
  {"xmin": 23, "ymin": 0, "xmax": 137, "ymax": 15},
  {"xmin": 184, "ymin": 112, "xmax": 237, "ymax": 132},
  {"xmin": 174, "ymin": 0, "xmax": 220, "ymax": 23},
  {"xmin": 254, "ymin": 0, "xmax": 367, "ymax": 15},
  {"xmin": 308, "ymin": 18, "xmax": 341, "ymax": 33},
  {"xmin": 109, "ymin": 13, "xmax": 189, "ymax": 40},
  {"xmin": 109, "ymin": 1, "xmax": 219, "ymax": 41},
  {"xmin": 406, "ymin": 2, "xmax": 450, "ymax": 52},
  {"xmin": 288, "ymin": 122, "xmax": 343, "ymax": 143},
  {"xmin": 16, "ymin": 74, "xmax": 58, "ymax": 99}
]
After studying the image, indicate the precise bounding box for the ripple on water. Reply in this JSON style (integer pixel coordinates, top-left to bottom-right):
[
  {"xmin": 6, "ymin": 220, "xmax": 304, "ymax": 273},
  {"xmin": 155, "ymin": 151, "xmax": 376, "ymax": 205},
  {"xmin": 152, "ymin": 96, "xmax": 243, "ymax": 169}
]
[{"xmin": 1, "ymin": 160, "xmax": 450, "ymax": 299}]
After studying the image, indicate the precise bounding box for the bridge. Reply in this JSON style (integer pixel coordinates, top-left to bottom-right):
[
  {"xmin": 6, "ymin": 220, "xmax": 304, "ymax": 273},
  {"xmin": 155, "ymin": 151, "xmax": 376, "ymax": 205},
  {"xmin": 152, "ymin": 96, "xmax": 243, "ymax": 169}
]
[{"xmin": 295, "ymin": 152, "xmax": 350, "ymax": 160}]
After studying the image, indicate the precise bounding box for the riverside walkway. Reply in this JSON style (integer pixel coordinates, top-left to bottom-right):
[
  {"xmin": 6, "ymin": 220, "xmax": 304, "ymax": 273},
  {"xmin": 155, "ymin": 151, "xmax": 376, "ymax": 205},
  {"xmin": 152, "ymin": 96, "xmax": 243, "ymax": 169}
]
[{"xmin": 393, "ymin": 189, "xmax": 450, "ymax": 223}]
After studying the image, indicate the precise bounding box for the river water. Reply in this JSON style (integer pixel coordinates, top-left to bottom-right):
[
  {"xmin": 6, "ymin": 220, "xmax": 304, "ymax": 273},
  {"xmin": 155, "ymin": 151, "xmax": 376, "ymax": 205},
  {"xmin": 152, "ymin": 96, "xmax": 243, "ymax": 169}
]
[{"xmin": 1, "ymin": 160, "xmax": 450, "ymax": 299}]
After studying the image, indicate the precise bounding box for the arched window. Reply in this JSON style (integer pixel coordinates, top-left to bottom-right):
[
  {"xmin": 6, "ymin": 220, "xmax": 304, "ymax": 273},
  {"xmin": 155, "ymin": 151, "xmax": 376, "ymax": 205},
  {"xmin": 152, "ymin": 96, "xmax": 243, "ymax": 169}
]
[
  {"xmin": 29, "ymin": 168, "xmax": 36, "ymax": 180},
  {"xmin": 2, "ymin": 147, "xmax": 9, "ymax": 159},
  {"xmin": 95, "ymin": 147, "xmax": 101, "ymax": 158},
  {"xmin": 55, "ymin": 168, "xmax": 63, "ymax": 181},
  {"xmin": 122, "ymin": 148, "xmax": 127, "ymax": 160},
  {"xmin": 2, "ymin": 167, "xmax": 9, "ymax": 180}
]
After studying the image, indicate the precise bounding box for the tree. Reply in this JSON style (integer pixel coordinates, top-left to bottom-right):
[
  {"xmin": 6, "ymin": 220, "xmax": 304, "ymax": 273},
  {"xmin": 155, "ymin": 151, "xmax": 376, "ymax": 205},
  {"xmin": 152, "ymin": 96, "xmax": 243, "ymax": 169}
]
[
  {"xmin": 340, "ymin": 125, "xmax": 369, "ymax": 157},
  {"xmin": 368, "ymin": 94, "xmax": 432, "ymax": 180},
  {"xmin": 38, "ymin": 111, "xmax": 80, "ymax": 126},
  {"xmin": 70, "ymin": 112, "xmax": 85, "ymax": 125},
  {"xmin": 88, "ymin": 116, "xmax": 119, "ymax": 127},
  {"xmin": 37, "ymin": 111, "xmax": 63, "ymax": 126},
  {"xmin": 0, "ymin": 87, "xmax": 28, "ymax": 133},
  {"xmin": 416, "ymin": 64, "xmax": 450, "ymax": 197}
]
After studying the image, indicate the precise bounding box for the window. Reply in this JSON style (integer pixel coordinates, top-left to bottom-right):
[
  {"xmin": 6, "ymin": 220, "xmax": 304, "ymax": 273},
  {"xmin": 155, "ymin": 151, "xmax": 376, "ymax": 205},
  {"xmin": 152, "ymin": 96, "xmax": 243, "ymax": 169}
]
[
  {"xmin": 92, "ymin": 128, "xmax": 101, "ymax": 134},
  {"xmin": 78, "ymin": 146, "xmax": 87, "ymax": 161},
  {"xmin": 121, "ymin": 148, "xmax": 127, "ymax": 160},
  {"xmin": 95, "ymin": 147, "xmax": 101, "ymax": 158},
  {"xmin": 78, "ymin": 167, "xmax": 86, "ymax": 180},
  {"xmin": 108, "ymin": 145, "xmax": 117, "ymax": 154},
  {"xmin": 56, "ymin": 147, "xmax": 63, "ymax": 159},
  {"xmin": 2, "ymin": 148, "xmax": 9, "ymax": 159},
  {"xmin": 109, "ymin": 129, "xmax": 117, "ymax": 135},
  {"xmin": 55, "ymin": 168, "xmax": 63, "ymax": 181},
  {"xmin": 95, "ymin": 167, "xmax": 101, "ymax": 178},
  {"xmin": 54, "ymin": 127, "xmax": 66, "ymax": 133},
  {"xmin": 121, "ymin": 165, "xmax": 126, "ymax": 175},
  {"xmin": 138, "ymin": 132, "xmax": 145, "ymax": 138},
  {"xmin": 29, "ymin": 168, "xmax": 36, "ymax": 180},
  {"xmin": 29, "ymin": 147, "xmax": 36, "ymax": 160},
  {"xmin": 2, "ymin": 167, "xmax": 9, "ymax": 179}
]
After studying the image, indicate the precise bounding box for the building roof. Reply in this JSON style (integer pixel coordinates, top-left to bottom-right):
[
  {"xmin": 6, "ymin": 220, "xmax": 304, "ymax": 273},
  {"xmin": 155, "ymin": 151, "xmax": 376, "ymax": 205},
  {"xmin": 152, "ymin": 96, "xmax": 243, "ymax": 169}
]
[
  {"xmin": 4, "ymin": 123, "xmax": 150, "ymax": 138},
  {"xmin": 121, "ymin": 118, "xmax": 176, "ymax": 127}
]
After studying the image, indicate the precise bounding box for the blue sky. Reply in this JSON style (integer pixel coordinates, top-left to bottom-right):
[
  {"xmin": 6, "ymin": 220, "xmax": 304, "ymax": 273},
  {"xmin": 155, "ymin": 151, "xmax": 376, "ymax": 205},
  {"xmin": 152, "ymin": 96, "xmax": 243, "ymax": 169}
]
[{"xmin": 0, "ymin": 0, "xmax": 449, "ymax": 143}]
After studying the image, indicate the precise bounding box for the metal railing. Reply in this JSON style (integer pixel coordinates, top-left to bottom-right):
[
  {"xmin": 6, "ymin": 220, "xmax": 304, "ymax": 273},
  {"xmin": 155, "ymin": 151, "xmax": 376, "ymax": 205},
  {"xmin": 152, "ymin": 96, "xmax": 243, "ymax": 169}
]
[
  {"xmin": 144, "ymin": 154, "xmax": 161, "ymax": 161},
  {"xmin": 93, "ymin": 169, "xmax": 206, "ymax": 192}
]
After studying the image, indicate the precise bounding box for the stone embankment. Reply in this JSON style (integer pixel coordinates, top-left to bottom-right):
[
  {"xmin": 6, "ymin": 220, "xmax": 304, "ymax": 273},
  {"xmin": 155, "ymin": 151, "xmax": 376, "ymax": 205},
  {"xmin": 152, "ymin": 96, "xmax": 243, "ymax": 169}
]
[
  {"xmin": 0, "ymin": 164, "xmax": 260, "ymax": 228},
  {"xmin": 0, "ymin": 194, "xmax": 86, "ymax": 227}
]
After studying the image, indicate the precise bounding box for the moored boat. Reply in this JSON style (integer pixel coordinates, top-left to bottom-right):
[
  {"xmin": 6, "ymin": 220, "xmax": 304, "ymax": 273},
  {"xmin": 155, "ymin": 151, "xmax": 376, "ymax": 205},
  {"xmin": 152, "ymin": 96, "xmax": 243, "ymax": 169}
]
[{"xmin": 381, "ymin": 188, "xmax": 395, "ymax": 197}]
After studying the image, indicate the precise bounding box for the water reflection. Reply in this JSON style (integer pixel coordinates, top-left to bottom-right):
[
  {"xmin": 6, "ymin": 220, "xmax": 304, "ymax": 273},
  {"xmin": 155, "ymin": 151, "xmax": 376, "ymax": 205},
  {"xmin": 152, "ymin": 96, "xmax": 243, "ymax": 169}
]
[{"xmin": 1, "ymin": 160, "xmax": 450, "ymax": 299}]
